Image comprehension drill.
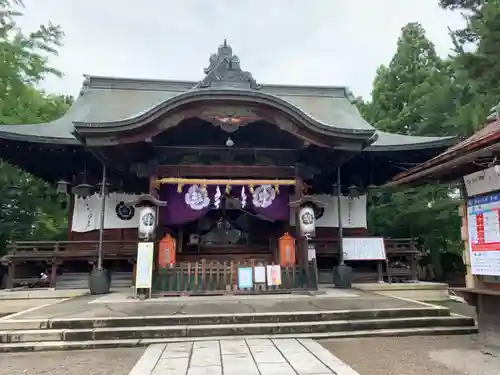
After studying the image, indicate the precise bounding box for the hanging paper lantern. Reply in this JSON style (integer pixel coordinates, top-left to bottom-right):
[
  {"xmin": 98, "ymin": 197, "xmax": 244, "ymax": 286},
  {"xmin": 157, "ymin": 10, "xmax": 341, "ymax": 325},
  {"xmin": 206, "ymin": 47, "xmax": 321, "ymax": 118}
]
[
  {"xmin": 299, "ymin": 206, "xmax": 315, "ymax": 236},
  {"xmin": 138, "ymin": 206, "xmax": 156, "ymax": 239}
]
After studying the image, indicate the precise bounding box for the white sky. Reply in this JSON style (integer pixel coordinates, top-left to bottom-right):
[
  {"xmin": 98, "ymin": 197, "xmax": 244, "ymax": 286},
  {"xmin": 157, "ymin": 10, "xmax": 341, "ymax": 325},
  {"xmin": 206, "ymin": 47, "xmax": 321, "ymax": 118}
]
[{"xmin": 18, "ymin": 0, "xmax": 465, "ymax": 99}]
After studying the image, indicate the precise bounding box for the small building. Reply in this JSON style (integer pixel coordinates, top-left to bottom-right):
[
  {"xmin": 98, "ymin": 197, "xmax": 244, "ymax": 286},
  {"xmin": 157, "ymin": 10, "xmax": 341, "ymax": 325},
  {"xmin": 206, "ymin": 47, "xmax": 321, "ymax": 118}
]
[
  {"xmin": 390, "ymin": 108, "xmax": 500, "ymax": 348},
  {"xmin": 0, "ymin": 41, "xmax": 454, "ymax": 292}
]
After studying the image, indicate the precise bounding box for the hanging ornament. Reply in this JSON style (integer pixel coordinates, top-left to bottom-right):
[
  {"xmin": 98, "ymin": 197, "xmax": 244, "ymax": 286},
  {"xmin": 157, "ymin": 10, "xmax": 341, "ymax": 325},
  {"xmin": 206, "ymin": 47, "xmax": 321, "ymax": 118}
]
[
  {"xmin": 184, "ymin": 184, "xmax": 210, "ymax": 211},
  {"xmin": 249, "ymin": 184, "xmax": 255, "ymax": 193},
  {"xmin": 214, "ymin": 185, "xmax": 222, "ymax": 209},
  {"xmin": 201, "ymin": 184, "xmax": 207, "ymax": 194},
  {"xmin": 274, "ymin": 184, "xmax": 280, "ymax": 194},
  {"xmin": 241, "ymin": 186, "xmax": 247, "ymax": 208},
  {"xmin": 225, "ymin": 184, "xmax": 231, "ymax": 194},
  {"xmin": 252, "ymin": 185, "xmax": 276, "ymax": 208},
  {"xmin": 177, "ymin": 184, "xmax": 184, "ymax": 193}
]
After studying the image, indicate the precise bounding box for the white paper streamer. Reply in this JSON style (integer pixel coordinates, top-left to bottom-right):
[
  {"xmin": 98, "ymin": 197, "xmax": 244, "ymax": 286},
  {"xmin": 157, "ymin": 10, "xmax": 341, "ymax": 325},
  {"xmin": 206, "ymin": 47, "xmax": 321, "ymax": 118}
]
[
  {"xmin": 241, "ymin": 186, "xmax": 247, "ymax": 208},
  {"xmin": 214, "ymin": 186, "xmax": 221, "ymax": 209}
]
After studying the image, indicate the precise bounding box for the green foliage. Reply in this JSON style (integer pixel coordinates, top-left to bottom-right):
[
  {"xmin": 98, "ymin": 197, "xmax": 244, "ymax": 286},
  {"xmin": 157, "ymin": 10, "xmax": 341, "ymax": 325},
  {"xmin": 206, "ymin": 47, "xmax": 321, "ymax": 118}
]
[
  {"xmin": 359, "ymin": 22, "xmax": 467, "ymax": 275},
  {"xmin": 441, "ymin": 0, "xmax": 500, "ymax": 122},
  {"xmin": 0, "ymin": 0, "xmax": 70, "ymax": 254}
]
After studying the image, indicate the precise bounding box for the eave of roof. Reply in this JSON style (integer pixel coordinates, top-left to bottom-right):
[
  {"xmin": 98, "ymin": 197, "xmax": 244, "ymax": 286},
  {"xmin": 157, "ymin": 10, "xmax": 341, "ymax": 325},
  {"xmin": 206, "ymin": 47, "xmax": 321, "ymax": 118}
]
[
  {"xmin": 365, "ymin": 131, "xmax": 456, "ymax": 151},
  {"xmin": 389, "ymin": 119, "xmax": 500, "ymax": 186}
]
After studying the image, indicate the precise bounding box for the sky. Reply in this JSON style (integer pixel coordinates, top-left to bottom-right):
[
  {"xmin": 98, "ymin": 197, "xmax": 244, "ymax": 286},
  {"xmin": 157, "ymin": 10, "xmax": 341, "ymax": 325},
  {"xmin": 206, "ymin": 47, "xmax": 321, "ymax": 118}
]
[{"xmin": 18, "ymin": 0, "xmax": 466, "ymax": 99}]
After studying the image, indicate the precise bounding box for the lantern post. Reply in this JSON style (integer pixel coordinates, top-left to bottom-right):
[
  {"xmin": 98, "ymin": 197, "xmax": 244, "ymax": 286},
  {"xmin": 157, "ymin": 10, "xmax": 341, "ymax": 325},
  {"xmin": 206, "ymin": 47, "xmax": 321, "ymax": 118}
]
[
  {"xmin": 126, "ymin": 194, "xmax": 167, "ymax": 299},
  {"xmin": 333, "ymin": 167, "xmax": 353, "ymax": 288}
]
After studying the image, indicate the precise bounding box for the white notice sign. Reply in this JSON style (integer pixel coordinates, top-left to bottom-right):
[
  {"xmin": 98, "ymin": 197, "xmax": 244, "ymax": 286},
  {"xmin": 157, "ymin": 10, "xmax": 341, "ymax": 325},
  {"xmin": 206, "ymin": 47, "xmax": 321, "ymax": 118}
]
[
  {"xmin": 342, "ymin": 237, "xmax": 386, "ymax": 260},
  {"xmin": 135, "ymin": 242, "xmax": 154, "ymax": 288},
  {"xmin": 254, "ymin": 266, "xmax": 266, "ymax": 283}
]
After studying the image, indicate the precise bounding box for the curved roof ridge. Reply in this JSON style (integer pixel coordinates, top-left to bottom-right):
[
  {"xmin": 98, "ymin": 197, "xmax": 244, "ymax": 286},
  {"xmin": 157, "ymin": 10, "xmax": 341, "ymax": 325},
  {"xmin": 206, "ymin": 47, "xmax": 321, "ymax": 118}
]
[
  {"xmin": 74, "ymin": 87, "xmax": 376, "ymax": 138},
  {"xmin": 84, "ymin": 74, "xmax": 351, "ymax": 97}
]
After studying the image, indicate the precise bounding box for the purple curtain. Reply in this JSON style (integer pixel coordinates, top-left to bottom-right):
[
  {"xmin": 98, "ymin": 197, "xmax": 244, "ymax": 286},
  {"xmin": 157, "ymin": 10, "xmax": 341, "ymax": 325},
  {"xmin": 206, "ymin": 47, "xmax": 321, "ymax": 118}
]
[
  {"xmin": 250, "ymin": 186, "xmax": 290, "ymax": 221},
  {"xmin": 160, "ymin": 184, "xmax": 291, "ymax": 226}
]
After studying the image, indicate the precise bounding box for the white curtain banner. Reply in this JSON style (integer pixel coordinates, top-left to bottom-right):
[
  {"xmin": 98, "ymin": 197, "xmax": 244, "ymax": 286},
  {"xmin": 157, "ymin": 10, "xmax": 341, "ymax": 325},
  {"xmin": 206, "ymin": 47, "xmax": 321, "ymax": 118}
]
[
  {"xmin": 290, "ymin": 195, "xmax": 367, "ymax": 229},
  {"xmin": 71, "ymin": 193, "xmax": 141, "ymax": 232}
]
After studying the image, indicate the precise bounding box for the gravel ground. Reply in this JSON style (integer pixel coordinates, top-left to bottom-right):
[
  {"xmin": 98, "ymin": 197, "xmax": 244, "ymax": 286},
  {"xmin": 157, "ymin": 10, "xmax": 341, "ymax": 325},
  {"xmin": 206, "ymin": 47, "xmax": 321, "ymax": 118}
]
[
  {"xmin": 0, "ymin": 348, "xmax": 144, "ymax": 375},
  {"xmin": 321, "ymin": 335, "xmax": 500, "ymax": 375}
]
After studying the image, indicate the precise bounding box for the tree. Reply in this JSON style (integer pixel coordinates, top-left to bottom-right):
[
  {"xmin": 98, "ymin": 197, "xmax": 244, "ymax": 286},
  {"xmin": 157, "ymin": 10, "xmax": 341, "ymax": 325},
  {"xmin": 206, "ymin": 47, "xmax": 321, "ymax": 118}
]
[
  {"xmin": 0, "ymin": 0, "xmax": 70, "ymax": 254},
  {"xmin": 440, "ymin": 0, "xmax": 500, "ymax": 122},
  {"xmin": 362, "ymin": 22, "xmax": 470, "ymax": 136},
  {"xmin": 360, "ymin": 23, "xmax": 465, "ymax": 279}
]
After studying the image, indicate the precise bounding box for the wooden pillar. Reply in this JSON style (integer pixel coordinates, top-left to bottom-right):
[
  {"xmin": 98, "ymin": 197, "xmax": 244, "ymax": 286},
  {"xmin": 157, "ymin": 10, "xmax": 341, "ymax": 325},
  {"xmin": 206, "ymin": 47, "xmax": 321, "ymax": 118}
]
[
  {"xmin": 6, "ymin": 261, "xmax": 15, "ymax": 289},
  {"xmin": 149, "ymin": 174, "xmax": 159, "ymax": 278},
  {"xmin": 293, "ymin": 168, "xmax": 310, "ymax": 288},
  {"xmin": 376, "ymin": 261, "xmax": 384, "ymax": 283},
  {"xmin": 50, "ymin": 261, "xmax": 59, "ymax": 288},
  {"xmin": 67, "ymin": 175, "xmax": 76, "ymax": 241},
  {"xmin": 410, "ymin": 254, "xmax": 419, "ymax": 282}
]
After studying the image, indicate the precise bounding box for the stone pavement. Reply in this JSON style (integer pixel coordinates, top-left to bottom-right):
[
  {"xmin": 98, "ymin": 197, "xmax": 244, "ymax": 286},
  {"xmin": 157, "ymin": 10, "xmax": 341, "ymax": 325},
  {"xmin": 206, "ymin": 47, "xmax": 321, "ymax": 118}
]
[
  {"xmin": 129, "ymin": 338, "xmax": 359, "ymax": 375},
  {"xmin": 5, "ymin": 289, "xmax": 423, "ymax": 320}
]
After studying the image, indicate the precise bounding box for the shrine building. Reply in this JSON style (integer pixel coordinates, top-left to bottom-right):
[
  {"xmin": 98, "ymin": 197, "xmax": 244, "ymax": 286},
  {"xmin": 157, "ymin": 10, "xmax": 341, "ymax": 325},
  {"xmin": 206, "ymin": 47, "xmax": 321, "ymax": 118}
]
[{"xmin": 0, "ymin": 41, "xmax": 455, "ymax": 293}]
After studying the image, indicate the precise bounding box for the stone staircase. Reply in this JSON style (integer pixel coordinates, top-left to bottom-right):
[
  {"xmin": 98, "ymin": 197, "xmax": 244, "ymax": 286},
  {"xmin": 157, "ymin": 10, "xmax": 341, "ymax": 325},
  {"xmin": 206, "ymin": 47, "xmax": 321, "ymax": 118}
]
[
  {"xmin": 0, "ymin": 305, "xmax": 477, "ymax": 352},
  {"xmin": 56, "ymin": 272, "xmax": 132, "ymax": 290}
]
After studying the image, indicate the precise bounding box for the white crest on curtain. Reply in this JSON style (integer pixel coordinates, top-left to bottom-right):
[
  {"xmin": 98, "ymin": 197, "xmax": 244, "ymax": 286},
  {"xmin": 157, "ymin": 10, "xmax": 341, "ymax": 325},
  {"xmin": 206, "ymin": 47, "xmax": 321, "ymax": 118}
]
[
  {"xmin": 241, "ymin": 186, "xmax": 247, "ymax": 208},
  {"xmin": 185, "ymin": 184, "xmax": 210, "ymax": 211},
  {"xmin": 252, "ymin": 184, "xmax": 276, "ymax": 208},
  {"xmin": 214, "ymin": 186, "xmax": 221, "ymax": 209}
]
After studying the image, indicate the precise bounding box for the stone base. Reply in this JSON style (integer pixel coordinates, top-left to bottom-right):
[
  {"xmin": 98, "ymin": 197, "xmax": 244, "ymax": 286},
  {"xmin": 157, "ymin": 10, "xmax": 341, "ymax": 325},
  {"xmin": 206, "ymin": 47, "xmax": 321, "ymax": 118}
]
[
  {"xmin": 355, "ymin": 282, "xmax": 449, "ymax": 302},
  {"xmin": 88, "ymin": 268, "xmax": 111, "ymax": 295},
  {"xmin": 333, "ymin": 264, "xmax": 353, "ymax": 289}
]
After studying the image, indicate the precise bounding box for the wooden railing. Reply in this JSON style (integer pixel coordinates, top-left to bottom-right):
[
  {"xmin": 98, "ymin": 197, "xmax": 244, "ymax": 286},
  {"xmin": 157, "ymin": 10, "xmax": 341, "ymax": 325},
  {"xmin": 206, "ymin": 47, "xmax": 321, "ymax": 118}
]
[
  {"xmin": 3, "ymin": 240, "xmax": 138, "ymax": 262},
  {"xmin": 4, "ymin": 237, "xmax": 419, "ymax": 258},
  {"xmin": 153, "ymin": 260, "xmax": 318, "ymax": 296}
]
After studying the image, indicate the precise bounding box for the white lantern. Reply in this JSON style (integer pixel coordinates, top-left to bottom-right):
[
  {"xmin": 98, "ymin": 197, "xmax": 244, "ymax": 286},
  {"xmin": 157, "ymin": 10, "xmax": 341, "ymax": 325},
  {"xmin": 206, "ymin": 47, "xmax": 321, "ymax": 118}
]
[
  {"xmin": 299, "ymin": 206, "xmax": 315, "ymax": 236},
  {"xmin": 138, "ymin": 206, "xmax": 156, "ymax": 239}
]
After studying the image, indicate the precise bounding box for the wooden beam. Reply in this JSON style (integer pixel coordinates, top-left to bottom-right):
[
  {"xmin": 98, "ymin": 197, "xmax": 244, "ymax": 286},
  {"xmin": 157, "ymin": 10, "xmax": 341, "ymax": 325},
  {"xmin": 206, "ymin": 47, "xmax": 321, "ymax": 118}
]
[
  {"xmin": 154, "ymin": 177, "xmax": 296, "ymax": 187},
  {"xmin": 157, "ymin": 164, "xmax": 296, "ymax": 178}
]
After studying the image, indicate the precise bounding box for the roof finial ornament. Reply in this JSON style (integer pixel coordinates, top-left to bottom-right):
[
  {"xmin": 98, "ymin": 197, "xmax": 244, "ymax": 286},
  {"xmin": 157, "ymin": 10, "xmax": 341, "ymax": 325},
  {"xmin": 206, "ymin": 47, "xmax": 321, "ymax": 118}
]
[{"xmin": 199, "ymin": 40, "xmax": 260, "ymax": 90}]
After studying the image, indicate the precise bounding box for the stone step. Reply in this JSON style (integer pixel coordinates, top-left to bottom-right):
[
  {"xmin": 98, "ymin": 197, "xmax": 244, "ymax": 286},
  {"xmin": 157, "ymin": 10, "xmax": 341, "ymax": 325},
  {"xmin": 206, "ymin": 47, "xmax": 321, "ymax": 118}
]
[
  {"xmin": 0, "ymin": 325, "xmax": 478, "ymax": 353},
  {"xmin": 0, "ymin": 306, "xmax": 450, "ymax": 330},
  {"xmin": 0, "ymin": 315, "xmax": 475, "ymax": 343}
]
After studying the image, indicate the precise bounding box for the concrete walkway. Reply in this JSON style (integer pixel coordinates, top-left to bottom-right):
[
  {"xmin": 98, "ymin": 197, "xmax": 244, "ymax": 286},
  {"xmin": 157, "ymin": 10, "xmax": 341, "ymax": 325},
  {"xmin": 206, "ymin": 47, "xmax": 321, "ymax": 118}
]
[{"xmin": 129, "ymin": 338, "xmax": 359, "ymax": 375}]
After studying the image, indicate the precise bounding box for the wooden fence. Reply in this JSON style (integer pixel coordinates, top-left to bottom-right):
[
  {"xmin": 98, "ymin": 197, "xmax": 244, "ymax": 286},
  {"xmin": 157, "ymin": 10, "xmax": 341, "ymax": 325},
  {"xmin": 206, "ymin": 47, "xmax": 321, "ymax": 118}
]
[{"xmin": 153, "ymin": 259, "xmax": 318, "ymax": 296}]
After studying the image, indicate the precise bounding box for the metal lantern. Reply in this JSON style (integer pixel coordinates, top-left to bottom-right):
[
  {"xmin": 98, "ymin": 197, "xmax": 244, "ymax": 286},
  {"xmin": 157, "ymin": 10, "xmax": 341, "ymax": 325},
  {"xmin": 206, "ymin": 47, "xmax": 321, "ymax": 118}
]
[
  {"xmin": 96, "ymin": 181, "xmax": 112, "ymax": 196},
  {"xmin": 56, "ymin": 180, "xmax": 70, "ymax": 195},
  {"xmin": 331, "ymin": 183, "xmax": 340, "ymax": 196},
  {"xmin": 72, "ymin": 183, "xmax": 94, "ymax": 198},
  {"xmin": 299, "ymin": 206, "xmax": 316, "ymax": 237},
  {"xmin": 367, "ymin": 184, "xmax": 378, "ymax": 198},
  {"xmin": 348, "ymin": 184, "xmax": 361, "ymax": 198}
]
